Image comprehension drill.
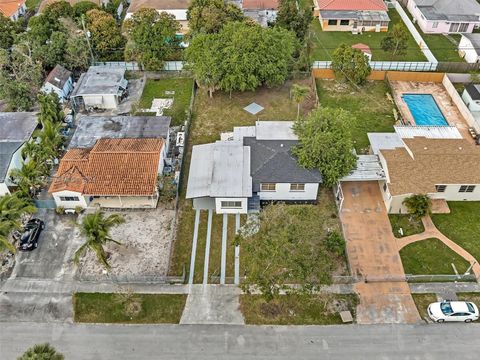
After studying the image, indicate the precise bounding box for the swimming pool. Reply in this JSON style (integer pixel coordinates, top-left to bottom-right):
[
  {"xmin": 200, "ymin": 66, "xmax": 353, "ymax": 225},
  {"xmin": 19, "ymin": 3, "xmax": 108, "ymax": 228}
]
[{"xmin": 402, "ymin": 94, "xmax": 448, "ymax": 126}]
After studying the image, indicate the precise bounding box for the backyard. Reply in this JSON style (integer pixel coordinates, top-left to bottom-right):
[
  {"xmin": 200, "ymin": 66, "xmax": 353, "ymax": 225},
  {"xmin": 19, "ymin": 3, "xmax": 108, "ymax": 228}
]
[
  {"xmin": 432, "ymin": 202, "xmax": 480, "ymax": 264},
  {"xmin": 316, "ymin": 79, "xmax": 396, "ymax": 153},
  {"xmin": 310, "ymin": 9, "xmax": 426, "ymax": 61}
]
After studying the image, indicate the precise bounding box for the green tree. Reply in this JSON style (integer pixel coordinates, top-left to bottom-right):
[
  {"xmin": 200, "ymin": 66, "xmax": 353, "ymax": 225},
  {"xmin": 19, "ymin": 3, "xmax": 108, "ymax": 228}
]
[
  {"xmin": 187, "ymin": 0, "xmax": 244, "ymax": 35},
  {"xmin": 72, "ymin": 1, "xmax": 100, "ymax": 19},
  {"xmin": 38, "ymin": 92, "xmax": 64, "ymax": 124},
  {"xmin": 33, "ymin": 31, "xmax": 68, "ymax": 69},
  {"xmin": 74, "ymin": 211, "xmax": 125, "ymax": 269},
  {"xmin": 290, "ymin": 84, "xmax": 310, "ymax": 119},
  {"xmin": 86, "ymin": 9, "xmax": 126, "ymax": 60},
  {"xmin": 381, "ymin": 23, "xmax": 409, "ymax": 57},
  {"xmin": 331, "ymin": 43, "xmax": 371, "ymax": 85},
  {"xmin": 17, "ymin": 343, "xmax": 64, "ymax": 360},
  {"xmin": 43, "ymin": 1, "xmax": 73, "ymax": 19},
  {"xmin": 275, "ymin": 0, "xmax": 313, "ymax": 42},
  {"xmin": 0, "ymin": 79, "xmax": 35, "ymax": 111},
  {"xmin": 124, "ymin": 9, "xmax": 181, "ymax": 70},
  {"xmin": 403, "ymin": 194, "xmax": 432, "ymax": 219},
  {"xmin": 64, "ymin": 35, "xmax": 91, "ymax": 73},
  {"xmin": 34, "ymin": 120, "xmax": 64, "ymax": 162},
  {"xmin": 26, "ymin": 12, "xmax": 64, "ymax": 47},
  {"xmin": 9, "ymin": 160, "xmax": 46, "ymax": 197},
  {"xmin": 0, "ymin": 14, "xmax": 21, "ymax": 49},
  {"xmin": 293, "ymin": 107, "xmax": 357, "ymax": 187}
]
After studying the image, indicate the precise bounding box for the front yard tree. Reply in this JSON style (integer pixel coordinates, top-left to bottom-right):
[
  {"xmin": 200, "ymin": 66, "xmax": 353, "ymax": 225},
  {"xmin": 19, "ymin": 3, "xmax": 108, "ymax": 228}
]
[
  {"xmin": 403, "ymin": 194, "xmax": 432, "ymax": 219},
  {"xmin": 293, "ymin": 107, "xmax": 357, "ymax": 187},
  {"xmin": 0, "ymin": 14, "xmax": 20, "ymax": 49},
  {"xmin": 124, "ymin": 9, "xmax": 181, "ymax": 71},
  {"xmin": 17, "ymin": 343, "xmax": 64, "ymax": 360},
  {"xmin": 38, "ymin": 92, "xmax": 64, "ymax": 124},
  {"xmin": 381, "ymin": 23, "xmax": 409, "ymax": 57},
  {"xmin": 86, "ymin": 9, "xmax": 126, "ymax": 60},
  {"xmin": 331, "ymin": 44, "xmax": 371, "ymax": 85},
  {"xmin": 187, "ymin": 0, "xmax": 244, "ymax": 34},
  {"xmin": 74, "ymin": 211, "xmax": 125, "ymax": 269},
  {"xmin": 290, "ymin": 84, "xmax": 310, "ymax": 119},
  {"xmin": 275, "ymin": 0, "xmax": 313, "ymax": 42}
]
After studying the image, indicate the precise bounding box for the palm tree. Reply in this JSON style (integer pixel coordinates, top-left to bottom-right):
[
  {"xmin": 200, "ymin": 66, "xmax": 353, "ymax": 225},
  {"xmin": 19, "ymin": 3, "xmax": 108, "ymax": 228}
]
[
  {"xmin": 74, "ymin": 211, "xmax": 125, "ymax": 269},
  {"xmin": 0, "ymin": 221, "xmax": 17, "ymax": 253},
  {"xmin": 9, "ymin": 160, "xmax": 46, "ymax": 197},
  {"xmin": 34, "ymin": 119, "xmax": 64, "ymax": 162},
  {"xmin": 290, "ymin": 84, "xmax": 310, "ymax": 120},
  {"xmin": 17, "ymin": 343, "xmax": 64, "ymax": 360}
]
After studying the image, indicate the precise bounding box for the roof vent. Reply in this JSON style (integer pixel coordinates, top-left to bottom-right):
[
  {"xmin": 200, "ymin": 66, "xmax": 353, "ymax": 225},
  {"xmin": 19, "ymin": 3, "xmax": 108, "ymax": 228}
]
[
  {"xmin": 280, "ymin": 143, "xmax": 284, "ymax": 147},
  {"xmin": 423, "ymin": 147, "xmax": 428, "ymax": 150},
  {"xmin": 459, "ymin": 147, "xmax": 463, "ymax": 150}
]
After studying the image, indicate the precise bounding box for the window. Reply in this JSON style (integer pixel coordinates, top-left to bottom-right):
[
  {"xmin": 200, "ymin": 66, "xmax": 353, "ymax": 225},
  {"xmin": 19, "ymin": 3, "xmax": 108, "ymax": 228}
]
[
  {"xmin": 290, "ymin": 183, "xmax": 305, "ymax": 191},
  {"xmin": 260, "ymin": 183, "xmax": 276, "ymax": 191},
  {"xmin": 340, "ymin": 19, "xmax": 349, "ymax": 26},
  {"xmin": 459, "ymin": 185, "xmax": 476, "ymax": 193},
  {"xmin": 432, "ymin": 22, "xmax": 438, "ymax": 28},
  {"xmin": 221, "ymin": 201, "xmax": 242, "ymax": 209},
  {"xmin": 435, "ymin": 185, "xmax": 447, "ymax": 193},
  {"xmin": 59, "ymin": 196, "xmax": 79, "ymax": 201},
  {"xmin": 459, "ymin": 23, "xmax": 469, "ymax": 32},
  {"xmin": 328, "ymin": 19, "xmax": 337, "ymax": 26}
]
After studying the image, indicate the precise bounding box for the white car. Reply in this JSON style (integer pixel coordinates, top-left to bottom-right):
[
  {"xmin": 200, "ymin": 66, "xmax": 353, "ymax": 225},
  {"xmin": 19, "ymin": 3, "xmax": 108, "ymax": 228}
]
[{"xmin": 428, "ymin": 300, "xmax": 479, "ymax": 323}]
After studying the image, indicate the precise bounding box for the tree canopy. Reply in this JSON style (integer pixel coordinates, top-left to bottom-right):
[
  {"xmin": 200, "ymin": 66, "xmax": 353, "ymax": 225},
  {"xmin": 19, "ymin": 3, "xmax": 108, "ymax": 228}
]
[
  {"xmin": 124, "ymin": 8, "xmax": 181, "ymax": 70},
  {"xmin": 403, "ymin": 194, "xmax": 432, "ymax": 218},
  {"xmin": 293, "ymin": 107, "xmax": 357, "ymax": 187},
  {"xmin": 187, "ymin": 0, "xmax": 244, "ymax": 34},
  {"xmin": 86, "ymin": 9, "xmax": 126, "ymax": 60},
  {"xmin": 331, "ymin": 43, "xmax": 371, "ymax": 85},
  {"xmin": 381, "ymin": 23, "xmax": 409, "ymax": 57},
  {"xmin": 275, "ymin": 0, "xmax": 312, "ymax": 42},
  {"xmin": 185, "ymin": 22, "xmax": 296, "ymax": 96}
]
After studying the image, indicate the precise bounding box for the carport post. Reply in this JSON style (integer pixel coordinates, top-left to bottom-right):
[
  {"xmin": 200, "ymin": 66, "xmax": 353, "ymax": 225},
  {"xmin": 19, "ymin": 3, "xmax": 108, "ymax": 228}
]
[
  {"xmin": 188, "ymin": 210, "xmax": 201, "ymax": 284},
  {"xmin": 234, "ymin": 214, "xmax": 240, "ymax": 285},
  {"xmin": 202, "ymin": 209, "xmax": 213, "ymax": 285},
  {"xmin": 220, "ymin": 213, "xmax": 228, "ymax": 284}
]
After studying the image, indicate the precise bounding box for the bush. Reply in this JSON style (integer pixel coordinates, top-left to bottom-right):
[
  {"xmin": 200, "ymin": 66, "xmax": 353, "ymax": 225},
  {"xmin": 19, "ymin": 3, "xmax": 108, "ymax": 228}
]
[
  {"xmin": 55, "ymin": 206, "xmax": 64, "ymax": 215},
  {"xmin": 75, "ymin": 206, "xmax": 83, "ymax": 214},
  {"xmin": 325, "ymin": 230, "xmax": 345, "ymax": 256},
  {"xmin": 403, "ymin": 194, "xmax": 432, "ymax": 218}
]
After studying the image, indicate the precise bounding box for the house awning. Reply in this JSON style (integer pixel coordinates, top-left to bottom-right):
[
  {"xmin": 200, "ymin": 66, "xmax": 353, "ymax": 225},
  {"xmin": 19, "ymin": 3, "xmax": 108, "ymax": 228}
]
[{"xmin": 341, "ymin": 155, "xmax": 386, "ymax": 182}]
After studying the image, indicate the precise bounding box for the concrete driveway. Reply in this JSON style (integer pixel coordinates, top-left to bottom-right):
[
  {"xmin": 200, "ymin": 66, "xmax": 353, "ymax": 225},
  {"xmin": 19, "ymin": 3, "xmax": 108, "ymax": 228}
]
[{"xmin": 340, "ymin": 181, "xmax": 421, "ymax": 324}]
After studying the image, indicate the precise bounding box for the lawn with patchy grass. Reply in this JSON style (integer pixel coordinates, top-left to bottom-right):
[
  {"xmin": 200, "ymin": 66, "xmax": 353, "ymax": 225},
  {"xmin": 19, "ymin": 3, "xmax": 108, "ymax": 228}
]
[
  {"xmin": 169, "ymin": 79, "xmax": 317, "ymax": 279},
  {"xmin": 432, "ymin": 202, "xmax": 480, "ymax": 264},
  {"xmin": 316, "ymin": 79, "xmax": 396, "ymax": 153},
  {"xmin": 412, "ymin": 293, "xmax": 437, "ymax": 322},
  {"xmin": 310, "ymin": 9, "xmax": 426, "ymax": 61},
  {"xmin": 240, "ymin": 294, "xmax": 358, "ymax": 325},
  {"xmin": 138, "ymin": 77, "xmax": 194, "ymax": 126},
  {"xmin": 457, "ymin": 292, "xmax": 480, "ymax": 307},
  {"xmin": 400, "ymin": 238, "xmax": 470, "ymax": 275},
  {"xmin": 26, "ymin": 0, "xmax": 42, "ymax": 10},
  {"xmin": 73, "ymin": 293, "xmax": 187, "ymax": 323},
  {"xmin": 389, "ymin": 214, "xmax": 424, "ymax": 238}
]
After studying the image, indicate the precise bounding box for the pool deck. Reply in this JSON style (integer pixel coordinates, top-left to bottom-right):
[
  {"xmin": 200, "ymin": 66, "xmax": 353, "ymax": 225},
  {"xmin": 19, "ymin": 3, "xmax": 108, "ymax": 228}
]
[{"xmin": 390, "ymin": 81, "xmax": 474, "ymax": 143}]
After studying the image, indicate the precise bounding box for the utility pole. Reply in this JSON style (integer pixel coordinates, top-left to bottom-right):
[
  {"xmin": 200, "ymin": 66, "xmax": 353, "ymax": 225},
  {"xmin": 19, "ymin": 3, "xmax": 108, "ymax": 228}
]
[{"xmin": 81, "ymin": 15, "xmax": 95, "ymax": 66}]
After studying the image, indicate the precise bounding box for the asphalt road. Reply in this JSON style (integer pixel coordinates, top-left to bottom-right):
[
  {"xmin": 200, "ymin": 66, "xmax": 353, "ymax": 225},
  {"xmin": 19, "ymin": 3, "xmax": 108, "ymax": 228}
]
[{"xmin": 2, "ymin": 322, "xmax": 480, "ymax": 360}]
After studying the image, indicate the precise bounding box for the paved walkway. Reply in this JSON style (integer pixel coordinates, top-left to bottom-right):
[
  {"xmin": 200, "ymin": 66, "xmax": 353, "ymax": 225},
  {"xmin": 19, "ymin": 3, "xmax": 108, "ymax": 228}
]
[
  {"xmin": 340, "ymin": 181, "xmax": 421, "ymax": 324},
  {"xmin": 396, "ymin": 216, "xmax": 480, "ymax": 279}
]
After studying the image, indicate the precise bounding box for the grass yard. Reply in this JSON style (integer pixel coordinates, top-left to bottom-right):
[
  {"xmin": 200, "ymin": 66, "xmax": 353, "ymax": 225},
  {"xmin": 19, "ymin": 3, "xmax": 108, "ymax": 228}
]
[
  {"xmin": 457, "ymin": 292, "xmax": 480, "ymax": 306},
  {"xmin": 138, "ymin": 77, "xmax": 194, "ymax": 126},
  {"xmin": 316, "ymin": 79, "xmax": 396, "ymax": 153},
  {"xmin": 412, "ymin": 293, "xmax": 437, "ymax": 322},
  {"xmin": 310, "ymin": 9, "xmax": 426, "ymax": 61},
  {"xmin": 432, "ymin": 202, "xmax": 480, "ymax": 264},
  {"xmin": 26, "ymin": 0, "xmax": 42, "ymax": 10},
  {"xmin": 399, "ymin": 238, "xmax": 470, "ymax": 275},
  {"xmin": 73, "ymin": 293, "xmax": 187, "ymax": 324},
  {"xmin": 240, "ymin": 294, "xmax": 358, "ymax": 325},
  {"xmin": 169, "ymin": 79, "xmax": 317, "ymax": 279},
  {"xmin": 389, "ymin": 214, "xmax": 424, "ymax": 238}
]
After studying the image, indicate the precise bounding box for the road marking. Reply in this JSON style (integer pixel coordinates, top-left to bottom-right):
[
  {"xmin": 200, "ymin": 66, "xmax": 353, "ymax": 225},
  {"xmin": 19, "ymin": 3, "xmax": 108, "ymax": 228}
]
[
  {"xmin": 203, "ymin": 210, "xmax": 213, "ymax": 285},
  {"xmin": 188, "ymin": 210, "xmax": 201, "ymax": 285},
  {"xmin": 220, "ymin": 214, "xmax": 228, "ymax": 284}
]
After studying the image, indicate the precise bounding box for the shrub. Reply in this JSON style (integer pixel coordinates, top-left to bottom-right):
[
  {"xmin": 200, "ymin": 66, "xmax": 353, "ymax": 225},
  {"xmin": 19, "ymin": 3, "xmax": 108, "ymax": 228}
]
[
  {"xmin": 325, "ymin": 230, "xmax": 345, "ymax": 256},
  {"xmin": 55, "ymin": 206, "xmax": 64, "ymax": 215},
  {"xmin": 403, "ymin": 194, "xmax": 432, "ymax": 219}
]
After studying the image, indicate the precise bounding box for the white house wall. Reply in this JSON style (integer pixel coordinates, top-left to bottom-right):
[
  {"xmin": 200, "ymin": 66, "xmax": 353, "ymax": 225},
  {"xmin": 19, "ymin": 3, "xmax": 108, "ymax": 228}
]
[
  {"xmin": 258, "ymin": 183, "xmax": 319, "ymax": 201},
  {"xmin": 0, "ymin": 182, "xmax": 10, "ymax": 196},
  {"xmin": 215, "ymin": 197, "xmax": 248, "ymax": 214},
  {"xmin": 5, "ymin": 145, "xmax": 25, "ymax": 187},
  {"xmin": 458, "ymin": 37, "xmax": 479, "ymax": 63},
  {"xmin": 462, "ymin": 90, "xmax": 480, "ymax": 112},
  {"xmin": 52, "ymin": 190, "xmax": 89, "ymax": 209},
  {"xmin": 431, "ymin": 184, "xmax": 480, "ymax": 201},
  {"xmin": 83, "ymin": 94, "xmax": 118, "ymax": 109}
]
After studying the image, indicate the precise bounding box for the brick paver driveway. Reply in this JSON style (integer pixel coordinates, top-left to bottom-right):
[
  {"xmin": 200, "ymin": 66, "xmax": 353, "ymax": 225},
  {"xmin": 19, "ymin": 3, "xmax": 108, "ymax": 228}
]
[{"xmin": 340, "ymin": 181, "xmax": 421, "ymax": 324}]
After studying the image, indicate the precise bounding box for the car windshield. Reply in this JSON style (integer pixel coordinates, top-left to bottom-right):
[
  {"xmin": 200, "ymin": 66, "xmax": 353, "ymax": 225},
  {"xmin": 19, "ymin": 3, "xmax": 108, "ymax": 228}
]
[
  {"xmin": 467, "ymin": 303, "xmax": 475, "ymax": 313},
  {"xmin": 440, "ymin": 302, "xmax": 454, "ymax": 315}
]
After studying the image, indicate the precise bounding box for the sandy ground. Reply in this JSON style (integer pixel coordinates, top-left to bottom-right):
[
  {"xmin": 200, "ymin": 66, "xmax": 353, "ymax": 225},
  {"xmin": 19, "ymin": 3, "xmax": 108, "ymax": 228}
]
[{"xmin": 75, "ymin": 206, "xmax": 175, "ymax": 280}]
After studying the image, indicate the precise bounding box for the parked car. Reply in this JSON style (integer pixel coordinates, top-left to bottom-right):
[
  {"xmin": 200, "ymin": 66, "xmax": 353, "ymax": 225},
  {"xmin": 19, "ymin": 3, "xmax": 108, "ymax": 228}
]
[
  {"xmin": 15, "ymin": 219, "xmax": 45, "ymax": 251},
  {"xmin": 428, "ymin": 300, "xmax": 479, "ymax": 323}
]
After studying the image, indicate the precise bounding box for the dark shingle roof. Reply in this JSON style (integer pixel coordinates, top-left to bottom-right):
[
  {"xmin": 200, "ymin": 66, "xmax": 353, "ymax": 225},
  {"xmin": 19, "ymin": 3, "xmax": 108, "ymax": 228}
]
[
  {"xmin": 243, "ymin": 138, "xmax": 322, "ymax": 192},
  {"xmin": 45, "ymin": 65, "xmax": 72, "ymax": 89},
  {"xmin": 465, "ymin": 83, "xmax": 480, "ymax": 101}
]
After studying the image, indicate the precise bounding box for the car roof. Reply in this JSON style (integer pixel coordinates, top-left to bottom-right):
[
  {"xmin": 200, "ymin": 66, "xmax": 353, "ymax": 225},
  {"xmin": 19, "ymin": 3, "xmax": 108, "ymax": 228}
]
[{"xmin": 449, "ymin": 301, "xmax": 471, "ymax": 313}]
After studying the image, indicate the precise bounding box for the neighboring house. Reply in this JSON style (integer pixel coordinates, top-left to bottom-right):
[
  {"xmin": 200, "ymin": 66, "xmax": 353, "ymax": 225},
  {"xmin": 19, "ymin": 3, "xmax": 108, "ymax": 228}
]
[
  {"xmin": 462, "ymin": 84, "xmax": 480, "ymax": 112},
  {"xmin": 125, "ymin": 0, "xmax": 190, "ymax": 35},
  {"xmin": 0, "ymin": 113, "xmax": 38, "ymax": 196},
  {"xmin": 242, "ymin": 0, "xmax": 278, "ymax": 27},
  {"xmin": 352, "ymin": 43, "xmax": 372, "ymax": 61},
  {"xmin": 0, "ymin": 0, "xmax": 26, "ymax": 20},
  {"xmin": 70, "ymin": 66, "xmax": 128, "ymax": 111},
  {"xmin": 186, "ymin": 121, "xmax": 322, "ymax": 214},
  {"xmin": 69, "ymin": 115, "xmax": 172, "ymax": 159},
  {"xmin": 41, "ymin": 65, "xmax": 74, "ymax": 102},
  {"xmin": 406, "ymin": 0, "xmax": 480, "ymax": 34},
  {"xmin": 314, "ymin": 0, "xmax": 390, "ymax": 32},
  {"xmin": 458, "ymin": 34, "xmax": 480, "ymax": 63},
  {"xmin": 364, "ymin": 126, "xmax": 480, "ymax": 214},
  {"xmin": 49, "ymin": 138, "xmax": 165, "ymax": 209}
]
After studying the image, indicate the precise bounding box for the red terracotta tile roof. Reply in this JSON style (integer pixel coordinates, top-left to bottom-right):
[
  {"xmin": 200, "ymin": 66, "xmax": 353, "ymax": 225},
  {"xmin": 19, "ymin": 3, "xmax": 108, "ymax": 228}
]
[
  {"xmin": 352, "ymin": 43, "xmax": 372, "ymax": 54},
  {"xmin": 0, "ymin": 0, "xmax": 25, "ymax": 17},
  {"xmin": 243, "ymin": 0, "xmax": 279, "ymax": 10},
  {"xmin": 49, "ymin": 138, "xmax": 163, "ymax": 196},
  {"xmin": 317, "ymin": 0, "xmax": 387, "ymax": 11}
]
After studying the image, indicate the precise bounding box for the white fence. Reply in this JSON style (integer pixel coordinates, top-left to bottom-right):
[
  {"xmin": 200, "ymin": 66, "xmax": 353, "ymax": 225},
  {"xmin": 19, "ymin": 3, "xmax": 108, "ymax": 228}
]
[
  {"xmin": 312, "ymin": 60, "xmax": 437, "ymax": 71},
  {"xmin": 93, "ymin": 61, "xmax": 185, "ymax": 71}
]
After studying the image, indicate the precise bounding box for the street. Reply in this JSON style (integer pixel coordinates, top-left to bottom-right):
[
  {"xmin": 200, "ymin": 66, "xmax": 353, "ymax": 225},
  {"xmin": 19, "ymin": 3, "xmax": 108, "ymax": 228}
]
[{"xmin": 2, "ymin": 322, "xmax": 480, "ymax": 359}]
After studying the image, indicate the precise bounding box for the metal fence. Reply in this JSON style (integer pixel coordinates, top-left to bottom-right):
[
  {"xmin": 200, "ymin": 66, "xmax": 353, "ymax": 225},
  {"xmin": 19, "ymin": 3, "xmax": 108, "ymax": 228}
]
[
  {"xmin": 312, "ymin": 61, "xmax": 438, "ymax": 72},
  {"xmin": 93, "ymin": 61, "xmax": 185, "ymax": 71}
]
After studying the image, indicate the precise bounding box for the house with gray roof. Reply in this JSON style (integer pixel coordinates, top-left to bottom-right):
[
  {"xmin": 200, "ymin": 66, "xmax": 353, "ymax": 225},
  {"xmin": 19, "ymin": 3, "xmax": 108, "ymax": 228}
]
[
  {"xmin": 41, "ymin": 64, "xmax": 73, "ymax": 102},
  {"xmin": 407, "ymin": 0, "xmax": 480, "ymax": 34},
  {"xmin": 0, "ymin": 112, "xmax": 38, "ymax": 196},
  {"xmin": 458, "ymin": 33, "xmax": 480, "ymax": 63},
  {"xmin": 186, "ymin": 121, "xmax": 322, "ymax": 214}
]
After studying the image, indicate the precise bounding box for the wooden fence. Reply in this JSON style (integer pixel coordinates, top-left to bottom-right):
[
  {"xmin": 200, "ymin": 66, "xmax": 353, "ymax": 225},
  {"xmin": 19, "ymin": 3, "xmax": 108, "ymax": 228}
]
[{"xmin": 312, "ymin": 69, "xmax": 445, "ymax": 82}]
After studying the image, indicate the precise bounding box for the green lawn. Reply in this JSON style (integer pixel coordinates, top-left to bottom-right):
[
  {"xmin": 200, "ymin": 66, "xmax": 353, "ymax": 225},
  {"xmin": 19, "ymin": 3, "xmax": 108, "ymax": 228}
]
[
  {"xmin": 432, "ymin": 202, "xmax": 480, "ymax": 264},
  {"xmin": 400, "ymin": 238, "xmax": 470, "ymax": 275},
  {"xmin": 310, "ymin": 9, "xmax": 426, "ymax": 61},
  {"xmin": 138, "ymin": 77, "xmax": 194, "ymax": 126},
  {"xmin": 73, "ymin": 293, "xmax": 187, "ymax": 323},
  {"xmin": 412, "ymin": 293, "xmax": 437, "ymax": 322},
  {"xmin": 389, "ymin": 214, "xmax": 424, "ymax": 238},
  {"xmin": 316, "ymin": 79, "xmax": 396, "ymax": 153},
  {"xmin": 457, "ymin": 292, "xmax": 480, "ymax": 306},
  {"xmin": 240, "ymin": 294, "xmax": 359, "ymax": 325},
  {"xmin": 26, "ymin": 0, "xmax": 42, "ymax": 10}
]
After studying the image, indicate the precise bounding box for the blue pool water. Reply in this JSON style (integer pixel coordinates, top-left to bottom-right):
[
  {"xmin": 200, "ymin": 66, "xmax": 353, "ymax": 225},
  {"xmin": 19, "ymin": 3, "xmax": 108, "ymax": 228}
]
[{"xmin": 402, "ymin": 94, "xmax": 448, "ymax": 126}]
